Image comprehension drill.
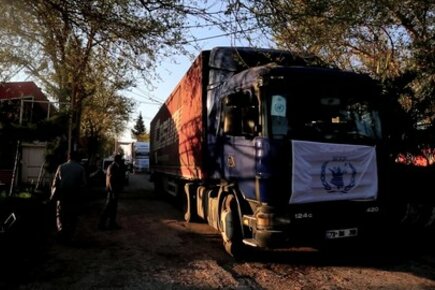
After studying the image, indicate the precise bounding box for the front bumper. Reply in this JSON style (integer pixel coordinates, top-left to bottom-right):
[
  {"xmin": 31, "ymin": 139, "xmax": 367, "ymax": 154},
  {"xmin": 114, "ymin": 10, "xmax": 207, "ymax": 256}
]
[{"xmin": 242, "ymin": 201, "xmax": 383, "ymax": 248}]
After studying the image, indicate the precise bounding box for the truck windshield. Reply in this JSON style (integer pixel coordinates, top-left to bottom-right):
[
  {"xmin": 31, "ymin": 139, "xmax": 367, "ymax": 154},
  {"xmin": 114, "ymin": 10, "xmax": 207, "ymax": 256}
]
[{"xmin": 267, "ymin": 92, "xmax": 382, "ymax": 142}]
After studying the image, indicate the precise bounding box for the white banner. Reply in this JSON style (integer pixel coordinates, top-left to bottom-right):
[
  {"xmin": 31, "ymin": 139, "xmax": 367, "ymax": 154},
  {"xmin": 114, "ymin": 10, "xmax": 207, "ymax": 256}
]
[{"xmin": 290, "ymin": 140, "xmax": 378, "ymax": 204}]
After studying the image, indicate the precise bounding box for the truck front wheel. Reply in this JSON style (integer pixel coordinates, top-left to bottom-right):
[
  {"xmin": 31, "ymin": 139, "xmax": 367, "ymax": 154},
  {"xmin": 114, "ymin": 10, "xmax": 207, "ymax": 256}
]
[{"xmin": 220, "ymin": 195, "xmax": 245, "ymax": 258}]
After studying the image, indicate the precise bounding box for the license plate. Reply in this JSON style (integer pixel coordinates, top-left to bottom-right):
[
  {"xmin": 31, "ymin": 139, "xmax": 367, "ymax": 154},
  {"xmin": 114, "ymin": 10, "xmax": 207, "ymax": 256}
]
[{"xmin": 325, "ymin": 228, "xmax": 358, "ymax": 239}]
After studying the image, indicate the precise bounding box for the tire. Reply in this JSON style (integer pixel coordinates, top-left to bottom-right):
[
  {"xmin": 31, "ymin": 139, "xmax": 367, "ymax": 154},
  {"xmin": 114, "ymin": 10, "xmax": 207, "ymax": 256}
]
[
  {"xmin": 220, "ymin": 195, "xmax": 245, "ymax": 259},
  {"xmin": 182, "ymin": 184, "xmax": 197, "ymax": 223},
  {"xmin": 153, "ymin": 175, "xmax": 164, "ymax": 196}
]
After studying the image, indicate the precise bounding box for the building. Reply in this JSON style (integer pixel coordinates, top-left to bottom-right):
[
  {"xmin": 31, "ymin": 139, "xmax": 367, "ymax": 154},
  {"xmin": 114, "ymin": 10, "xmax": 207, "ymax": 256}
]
[{"xmin": 0, "ymin": 82, "xmax": 54, "ymax": 189}]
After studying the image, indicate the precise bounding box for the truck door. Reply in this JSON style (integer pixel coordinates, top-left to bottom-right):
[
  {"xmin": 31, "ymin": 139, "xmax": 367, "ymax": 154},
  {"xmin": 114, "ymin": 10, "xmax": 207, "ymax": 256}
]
[{"xmin": 220, "ymin": 93, "xmax": 259, "ymax": 195}]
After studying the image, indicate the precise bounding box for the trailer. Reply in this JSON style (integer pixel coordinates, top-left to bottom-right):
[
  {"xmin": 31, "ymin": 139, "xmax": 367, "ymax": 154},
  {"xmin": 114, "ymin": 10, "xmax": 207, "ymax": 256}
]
[{"xmin": 150, "ymin": 47, "xmax": 388, "ymax": 257}]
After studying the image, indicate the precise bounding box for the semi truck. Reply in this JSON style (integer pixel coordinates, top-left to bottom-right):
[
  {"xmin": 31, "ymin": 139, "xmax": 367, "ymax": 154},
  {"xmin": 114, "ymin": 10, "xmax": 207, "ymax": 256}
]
[
  {"xmin": 132, "ymin": 141, "xmax": 150, "ymax": 173},
  {"xmin": 150, "ymin": 47, "xmax": 388, "ymax": 257}
]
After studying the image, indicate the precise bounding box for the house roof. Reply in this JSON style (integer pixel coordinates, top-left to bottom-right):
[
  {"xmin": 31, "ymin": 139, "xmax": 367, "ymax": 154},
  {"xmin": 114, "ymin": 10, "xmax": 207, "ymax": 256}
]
[
  {"xmin": 0, "ymin": 81, "xmax": 48, "ymax": 102},
  {"xmin": 0, "ymin": 81, "xmax": 54, "ymax": 114}
]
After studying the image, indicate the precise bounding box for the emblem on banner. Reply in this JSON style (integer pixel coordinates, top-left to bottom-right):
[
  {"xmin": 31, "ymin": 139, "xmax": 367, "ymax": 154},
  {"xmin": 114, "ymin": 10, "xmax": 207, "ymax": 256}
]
[{"xmin": 320, "ymin": 158, "xmax": 356, "ymax": 193}]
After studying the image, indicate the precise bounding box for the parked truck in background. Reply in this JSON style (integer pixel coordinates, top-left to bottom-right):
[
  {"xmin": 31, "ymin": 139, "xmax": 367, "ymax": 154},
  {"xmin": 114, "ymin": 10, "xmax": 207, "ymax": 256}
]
[
  {"xmin": 132, "ymin": 141, "xmax": 150, "ymax": 173},
  {"xmin": 150, "ymin": 47, "xmax": 389, "ymax": 257}
]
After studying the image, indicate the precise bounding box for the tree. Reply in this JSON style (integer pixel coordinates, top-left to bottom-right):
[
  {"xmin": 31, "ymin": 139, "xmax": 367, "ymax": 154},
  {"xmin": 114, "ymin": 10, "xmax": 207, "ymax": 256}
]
[
  {"xmin": 225, "ymin": 0, "xmax": 434, "ymax": 123},
  {"xmin": 131, "ymin": 113, "xmax": 148, "ymax": 141},
  {"xmin": 0, "ymin": 0, "xmax": 197, "ymax": 154},
  {"xmin": 80, "ymin": 79, "xmax": 134, "ymax": 162}
]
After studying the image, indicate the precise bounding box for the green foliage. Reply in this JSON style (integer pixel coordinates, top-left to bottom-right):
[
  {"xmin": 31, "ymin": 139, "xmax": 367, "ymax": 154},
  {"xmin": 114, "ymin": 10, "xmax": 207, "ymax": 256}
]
[
  {"xmin": 0, "ymin": 110, "xmax": 68, "ymax": 142},
  {"xmin": 131, "ymin": 113, "xmax": 147, "ymax": 137},
  {"xmin": 226, "ymin": 0, "xmax": 434, "ymax": 123},
  {"xmin": 0, "ymin": 0, "xmax": 194, "ymax": 155},
  {"xmin": 80, "ymin": 81, "xmax": 134, "ymax": 159},
  {"xmin": 0, "ymin": 0, "xmax": 191, "ymax": 94},
  {"xmin": 131, "ymin": 113, "xmax": 150, "ymax": 141}
]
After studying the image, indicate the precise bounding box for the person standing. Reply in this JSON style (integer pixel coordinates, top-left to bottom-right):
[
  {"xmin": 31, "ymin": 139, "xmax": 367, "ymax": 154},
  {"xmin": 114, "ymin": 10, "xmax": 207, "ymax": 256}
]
[
  {"xmin": 98, "ymin": 154, "xmax": 125, "ymax": 230},
  {"xmin": 51, "ymin": 151, "xmax": 87, "ymax": 243}
]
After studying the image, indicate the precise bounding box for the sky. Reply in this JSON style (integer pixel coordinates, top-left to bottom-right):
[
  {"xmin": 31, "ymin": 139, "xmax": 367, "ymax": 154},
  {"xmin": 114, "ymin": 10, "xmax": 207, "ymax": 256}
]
[
  {"xmin": 8, "ymin": 4, "xmax": 270, "ymax": 143},
  {"xmin": 120, "ymin": 26, "xmax": 262, "ymax": 142}
]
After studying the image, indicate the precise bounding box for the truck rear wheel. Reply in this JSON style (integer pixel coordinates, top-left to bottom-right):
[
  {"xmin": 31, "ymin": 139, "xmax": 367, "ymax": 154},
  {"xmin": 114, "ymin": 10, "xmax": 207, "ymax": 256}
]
[
  {"xmin": 154, "ymin": 175, "xmax": 164, "ymax": 196},
  {"xmin": 220, "ymin": 195, "xmax": 245, "ymax": 258}
]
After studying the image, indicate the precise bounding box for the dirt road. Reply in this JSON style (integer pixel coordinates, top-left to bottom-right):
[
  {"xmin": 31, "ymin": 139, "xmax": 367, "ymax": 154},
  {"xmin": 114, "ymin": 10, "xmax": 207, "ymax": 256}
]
[{"xmin": 1, "ymin": 174, "xmax": 435, "ymax": 289}]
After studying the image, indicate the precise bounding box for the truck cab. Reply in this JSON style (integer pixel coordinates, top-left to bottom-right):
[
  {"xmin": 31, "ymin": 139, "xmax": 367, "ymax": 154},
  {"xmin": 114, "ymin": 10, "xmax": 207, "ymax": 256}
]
[{"xmin": 213, "ymin": 65, "xmax": 386, "ymax": 250}]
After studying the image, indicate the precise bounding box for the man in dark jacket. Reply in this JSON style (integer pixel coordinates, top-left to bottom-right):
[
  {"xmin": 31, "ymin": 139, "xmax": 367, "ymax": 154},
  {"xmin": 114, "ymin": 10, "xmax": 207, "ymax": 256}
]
[
  {"xmin": 98, "ymin": 154, "xmax": 125, "ymax": 230},
  {"xmin": 51, "ymin": 151, "xmax": 87, "ymax": 242}
]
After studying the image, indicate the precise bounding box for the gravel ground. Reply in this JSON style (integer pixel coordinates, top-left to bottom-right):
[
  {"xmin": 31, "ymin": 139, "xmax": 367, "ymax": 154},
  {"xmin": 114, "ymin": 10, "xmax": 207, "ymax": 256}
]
[{"xmin": 1, "ymin": 174, "xmax": 434, "ymax": 290}]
